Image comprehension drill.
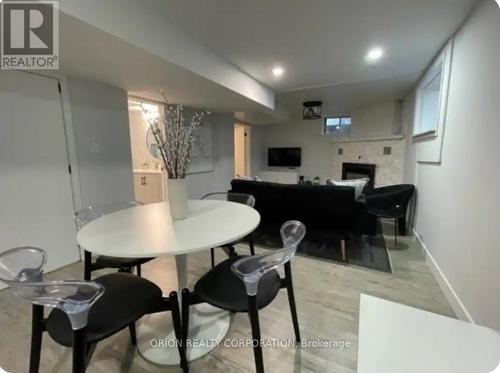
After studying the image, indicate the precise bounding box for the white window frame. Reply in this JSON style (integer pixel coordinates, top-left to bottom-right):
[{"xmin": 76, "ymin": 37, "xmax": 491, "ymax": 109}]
[
  {"xmin": 323, "ymin": 115, "xmax": 352, "ymax": 136},
  {"xmin": 413, "ymin": 43, "xmax": 452, "ymax": 140}
]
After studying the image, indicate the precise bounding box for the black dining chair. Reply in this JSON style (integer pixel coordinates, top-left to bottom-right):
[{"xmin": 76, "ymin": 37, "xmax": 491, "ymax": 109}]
[
  {"xmin": 201, "ymin": 192, "xmax": 257, "ymax": 267},
  {"xmin": 365, "ymin": 184, "xmax": 415, "ymax": 247},
  {"xmin": 0, "ymin": 247, "xmax": 187, "ymax": 373},
  {"xmin": 74, "ymin": 201, "xmax": 155, "ymax": 280},
  {"xmin": 181, "ymin": 220, "xmax": 306, "ymax": 373}
]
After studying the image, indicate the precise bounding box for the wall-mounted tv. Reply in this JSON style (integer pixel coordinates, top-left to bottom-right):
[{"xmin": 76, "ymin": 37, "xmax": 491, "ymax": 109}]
[{"xmin": 268, "ymin": 147, "xmax": 302, "ymax": 167}]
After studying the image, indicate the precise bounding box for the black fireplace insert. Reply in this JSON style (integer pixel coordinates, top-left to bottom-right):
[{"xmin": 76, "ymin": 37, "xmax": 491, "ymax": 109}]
[{"xmin": 342, "ymin": 163, "xmax": 376, "ymax": 192}]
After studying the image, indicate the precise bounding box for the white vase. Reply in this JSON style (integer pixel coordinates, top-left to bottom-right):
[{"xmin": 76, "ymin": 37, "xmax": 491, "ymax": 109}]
[{"xmin": 167, "ymin": 178, "xmax": 188, "ymax": 220}]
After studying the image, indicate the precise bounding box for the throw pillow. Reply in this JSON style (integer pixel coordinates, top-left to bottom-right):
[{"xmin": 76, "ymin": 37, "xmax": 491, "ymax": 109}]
[{"xmin": 330, "ymin": 178, "xmax": 369, "ymax": 199}]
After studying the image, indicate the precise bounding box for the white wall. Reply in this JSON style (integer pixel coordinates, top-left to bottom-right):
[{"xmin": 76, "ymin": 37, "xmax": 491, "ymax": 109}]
[
  {"xmin": 186, "ymin": 113, "xmax": 235, "ymax": 198},
  {"xmin": 404, "ymin": 0, "xmax": 500, "ymax": 328},
  {"xmin": 260, "ymin": 118, "xmax": 332, "ymax": 180},
  {"xmin": 258, "ymin": 100, "xmax": 405, "ymax": 183},
  {"xmin": 250, "ymin": 125, "xmax": 265, "ymax": 176},
  {"xmin": 350, "ymin": 101, "xmax": 403, "ymax": 139},
  {"xmin": 67, "ymin": 77, "xmax": 134, "ymax": 208}
]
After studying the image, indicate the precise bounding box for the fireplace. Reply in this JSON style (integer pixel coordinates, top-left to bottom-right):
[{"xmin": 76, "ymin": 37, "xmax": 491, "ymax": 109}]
[{"xmin": 342, "ymin": 163, "xmax": 376, "ymax": 192}]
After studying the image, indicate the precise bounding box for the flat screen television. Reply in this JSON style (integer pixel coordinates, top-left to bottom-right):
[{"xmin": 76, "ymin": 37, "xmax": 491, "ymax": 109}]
[{"xmin": 268, "ymin": 147, "xmax": 301, "ymax": 167}]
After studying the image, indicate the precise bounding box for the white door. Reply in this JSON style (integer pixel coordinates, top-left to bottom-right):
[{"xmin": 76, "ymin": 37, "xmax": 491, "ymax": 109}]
[{"xmin": 0, "ymin": 71, "xmax": 79, "ymax": 282}]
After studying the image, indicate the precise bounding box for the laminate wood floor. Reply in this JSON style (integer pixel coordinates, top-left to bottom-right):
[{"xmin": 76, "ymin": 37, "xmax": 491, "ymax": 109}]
[{"xmin": 0, "ymin": 224, "xmax": 454, "ymax": 372}]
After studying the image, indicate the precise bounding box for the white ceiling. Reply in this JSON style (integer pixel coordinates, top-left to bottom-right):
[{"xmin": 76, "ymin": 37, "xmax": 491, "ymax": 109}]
[
  {"xmin": 162, "ymin": 0, "xmax": 478, "ymax": 93},
  {"xmin": 278, "ymin": 74, "xmax": 419, "ymax": 118},
  {"xmin": 58, "ymin": 13, "xmax": 283, "ymax": 123},
  {"xmin": 56, "ymin": 0, "xmax": 480, "ymax": 124}
]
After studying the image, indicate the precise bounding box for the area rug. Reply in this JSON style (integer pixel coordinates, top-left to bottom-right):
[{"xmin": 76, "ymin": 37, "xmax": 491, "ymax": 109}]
[{"xmin": 250, "ymin": 226, "xmax": 392, "ymax": 273}]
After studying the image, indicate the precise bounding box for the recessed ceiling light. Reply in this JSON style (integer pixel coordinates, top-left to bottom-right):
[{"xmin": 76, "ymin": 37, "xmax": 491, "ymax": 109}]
[
  {"xmin": 272, "ymin": 66, "xmax": 285, "ymax": 77},
  {"xmin": 366, "ymin": 47, "xmax": 384, "ymax": 63}
]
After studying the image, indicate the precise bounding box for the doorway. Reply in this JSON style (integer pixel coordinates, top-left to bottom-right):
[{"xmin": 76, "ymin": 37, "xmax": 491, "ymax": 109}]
[
  {"xmin": 127, "ymin": 97, "xmax": 166, "ymax": 204},
  {"xmin": 234, "ymin": 123, "xmax": 251, "ymax": 178}
]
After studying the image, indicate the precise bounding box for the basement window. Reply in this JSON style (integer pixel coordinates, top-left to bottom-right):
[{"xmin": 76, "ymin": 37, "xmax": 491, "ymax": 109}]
[
  {"xmin": 324, "ymin": 116, "xmax": 352, "ymax": 136},
  {"xmin": 413, "ymin": 46, "xmax": 451, "ymax": 140}
]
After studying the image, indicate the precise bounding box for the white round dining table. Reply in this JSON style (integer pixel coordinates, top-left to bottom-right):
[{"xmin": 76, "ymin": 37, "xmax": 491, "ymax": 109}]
[{"xmin": 76, "ymin": 199, "xmax": 260, "ymax": 365}]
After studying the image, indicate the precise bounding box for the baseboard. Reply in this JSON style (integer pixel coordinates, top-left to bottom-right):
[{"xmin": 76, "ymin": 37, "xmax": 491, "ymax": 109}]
[{"xmin": 413, "ymin": 228, "xmax": 474, "ymax": 323}]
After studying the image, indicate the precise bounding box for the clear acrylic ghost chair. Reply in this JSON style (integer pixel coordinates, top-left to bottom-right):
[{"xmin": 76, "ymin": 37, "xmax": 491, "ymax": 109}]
[
  {"xmin": 0, "ymin": 247, "xmax": 187, "ymax": 373},
  {"xmin": 201, "ymin": 192, "xmax": 257, "ymax": 267},
  {"xmin": 74, "ymin": 201, "xmax": 154, "ymax": 280},
  {"xmin": 181, "ymin": 221, "xmax": 306, "ymax": 373},
  {"xmin": 0, "ymin": 247, "xmax": 103, "ymax": 373}
]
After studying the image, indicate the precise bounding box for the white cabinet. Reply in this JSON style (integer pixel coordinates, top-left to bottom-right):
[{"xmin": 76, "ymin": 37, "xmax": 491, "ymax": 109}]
[
  {"xmin": 259, "ymin": 170, "xmax": 298, "ymax": 184},
  {"xmin": 133, "ymin": 170, "xmax": 165, "ymax": 204}
]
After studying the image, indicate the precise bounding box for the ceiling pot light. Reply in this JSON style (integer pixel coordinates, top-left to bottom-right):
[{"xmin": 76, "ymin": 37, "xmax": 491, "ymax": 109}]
[
  {"xmin": 272, "ymin": 66, "xmax": 284, "ymax": 77},
  {"xmin": 366, "ymin": 47, "xmax": 384, "ymax": 63}
]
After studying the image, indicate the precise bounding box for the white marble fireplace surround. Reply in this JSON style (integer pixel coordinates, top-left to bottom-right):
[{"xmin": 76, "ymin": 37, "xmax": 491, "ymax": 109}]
[{"xmin": 331, "ymin": 137, "xmax": 406, "ymax": 187}]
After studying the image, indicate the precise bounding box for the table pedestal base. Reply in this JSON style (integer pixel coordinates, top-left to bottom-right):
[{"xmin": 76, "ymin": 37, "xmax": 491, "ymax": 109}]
[{"xmin": 137, "ymin": 303, "xmax": 230, "ymax": 365}]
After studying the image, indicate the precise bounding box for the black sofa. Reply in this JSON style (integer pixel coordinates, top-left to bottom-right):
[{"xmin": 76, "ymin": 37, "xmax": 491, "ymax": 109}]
[{"xmin": 230, "ymin": 179, "xmax": 377, "ymax": 239}]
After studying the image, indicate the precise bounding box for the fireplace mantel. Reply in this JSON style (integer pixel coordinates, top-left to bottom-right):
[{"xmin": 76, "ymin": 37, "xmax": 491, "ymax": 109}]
[{"xmin": 332, "ymin": 135, "xmax": 404, "ymax": 144}]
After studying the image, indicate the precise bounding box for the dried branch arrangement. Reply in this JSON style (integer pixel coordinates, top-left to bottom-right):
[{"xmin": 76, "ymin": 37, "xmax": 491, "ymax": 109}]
[{"xmin": 142, "ymin": 93, "xmax": 210, "ymax": 179}]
